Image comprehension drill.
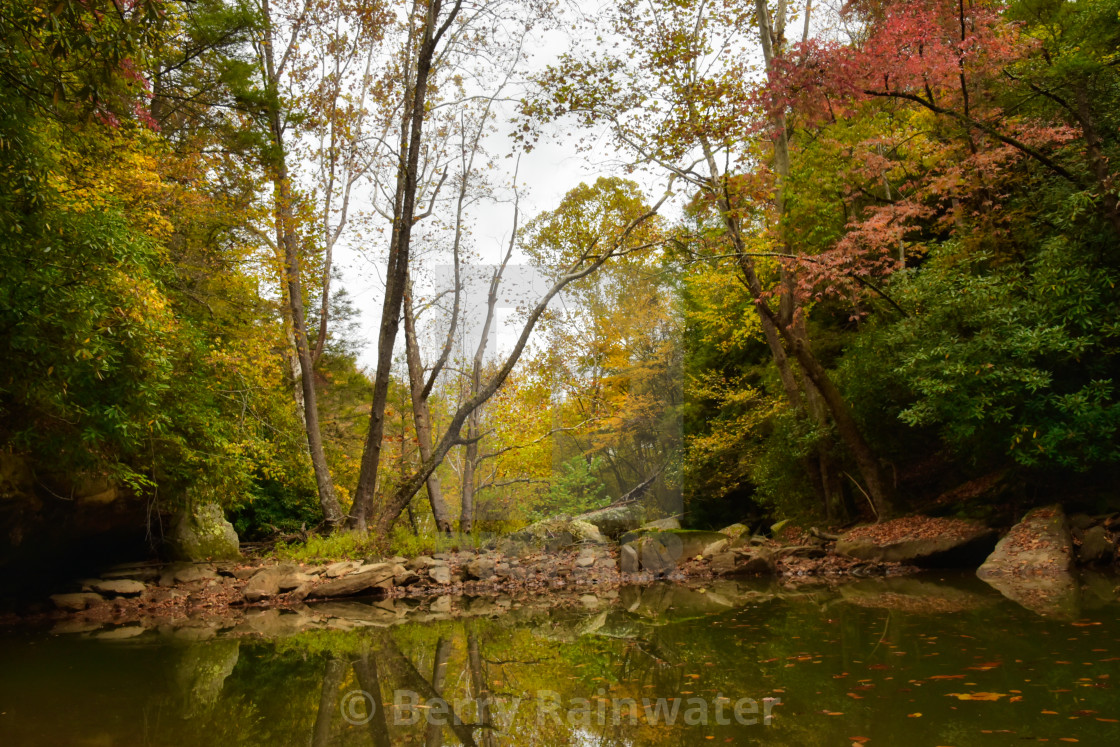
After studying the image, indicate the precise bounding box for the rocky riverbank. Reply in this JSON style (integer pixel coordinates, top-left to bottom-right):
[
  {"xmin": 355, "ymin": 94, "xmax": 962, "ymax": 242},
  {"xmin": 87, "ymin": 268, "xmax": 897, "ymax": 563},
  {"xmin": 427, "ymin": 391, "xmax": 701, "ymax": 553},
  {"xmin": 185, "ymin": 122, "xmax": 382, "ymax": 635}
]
[
  {"xmin": 5, "ymin": 505, "xmax": 1117, "ymax": 632},
  {"xmin": 4, "ymin": 526, "xmax": 915, "ymax": 632}
]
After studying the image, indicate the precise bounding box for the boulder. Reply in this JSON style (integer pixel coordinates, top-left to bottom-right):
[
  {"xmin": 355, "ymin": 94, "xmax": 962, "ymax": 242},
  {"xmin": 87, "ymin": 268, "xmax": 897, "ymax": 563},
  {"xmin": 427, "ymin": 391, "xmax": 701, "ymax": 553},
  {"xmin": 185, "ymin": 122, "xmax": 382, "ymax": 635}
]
[
  {"xmin": 406, "ymin": 556, "xmax": 436, "ymax": 571},
  {"xmin": 569, "ymin": 520, "xmax": 606, "ymax": 544},
  {"xmin": 167, "ymin": 503, "xmax": 240, "ymax": 562},
  {"xmin": 465, "ymin": 557, "xmax": 497, "ymax": 581},
  {"xmin": 306, "ymin": 563, "xmax": 395, "ymax": 599},
  {"xmin": 573, "ymin": 503, "xmax": 647, "ymax": 538},
  {"xmin": 1076, "ymin": 526, "xmax": 1115, "ymax": 565},
  {"xmin": 977, "ymin": 505, "xmax": 1080, "ymax": 618},
  {"xmin": 720, "ymin": 523, "xmax": 749, "ymax": 540},
  {"xmin": 701, "ymin": 539, "xmax": 728, "ymax": 558},
  {"xmin": 710, "ymin": 548, "xmax": 775, "ymax": 576},
  {"xmin": 640, "ymin": 517, "xmax": 681, "ymax": 532},
  {"xmin": 428, "ymin": 565, "xmax": 452, "ymax": 585},
  {"xmin": 511, "ymin": 516, "xmax": 605, "ymax": 549},
  {"xmin": 836, "ymin": 517, "xmax": 997, "ymax": 567},
  {"xmin": 632, "ymin": 534, "xmax": 677, "ymax": 575},
  {"xmin": 88, "ymin": 579, "xmax": 145, "ymax": 597},
  {"xmin": 620, "ymin": 543, "xmax": 640, "ymax": 573},
  {"xmin": 392, "ymin": 565, "xmax": 420, "ymax": 587},
  {"xmin": 50, "ymin": 592, "xmax": 104, "ymax": 611},
  {"xmin": 160, "ymin": 563, "xmax": 220, "ymax": 586},
  {"xmin": 620, "ymin": 528, "xmax": 729, "ymax": 558},
  {"xmin": 977, "ymin": 505, "xmax": 1075, "ymax": 578},
  {"xmin": 323, "ymin": 561, "xmax": 361, "ymax": 578}
]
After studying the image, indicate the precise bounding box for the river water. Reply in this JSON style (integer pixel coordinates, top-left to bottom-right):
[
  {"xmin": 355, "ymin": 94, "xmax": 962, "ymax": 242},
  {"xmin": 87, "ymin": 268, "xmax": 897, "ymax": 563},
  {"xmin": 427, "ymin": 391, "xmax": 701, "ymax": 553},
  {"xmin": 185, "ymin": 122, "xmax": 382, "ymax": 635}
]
[{"xmin": 2, "ymin": 573, "xmax": 1118, "ymax": 745}]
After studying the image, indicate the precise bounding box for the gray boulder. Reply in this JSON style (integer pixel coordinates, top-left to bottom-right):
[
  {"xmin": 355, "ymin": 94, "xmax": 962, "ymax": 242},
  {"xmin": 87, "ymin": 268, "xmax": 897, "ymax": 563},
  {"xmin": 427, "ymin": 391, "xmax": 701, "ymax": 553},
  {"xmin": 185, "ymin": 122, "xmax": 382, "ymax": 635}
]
[
  {"xmin": 88, "ymin": 579, "xmax": 145, "ymax": 597},
  {"xmin": 836, "ymin": 518, "xmax": 997, "ymax": 567},
  {"xmin": 307, "ymin": 563, "xmax": 395, "ymax": 599},
  {"xmin": 465, "ymin": 557, "xmax": 497, "ymax": 581},
  {"xmin": 428, "ymin": 565, "xmax": 452, "ymax": 585},
  {"xmin": 1077, "ymin": 525, "xmax": 1115, "ymax": 565},
  {"xmin": 50, "ymin": 592, "xmax": 104, "ymax": 611},
  {"xmin": 977, "ymin": 505, "xmax": 1080, "ymax": 618},
  {"xmin": 978, "ymin": 505, "xmax": 1075, "ymax": 577},
  {"xmin": 167, "ymin": 503, "xmax": 240, "ymax": 562},
  {"xmin": 572, "ymin": 503, "xmax": 647, "ymax": 538},
  {"xmin": 620, "ymin": 543, "xmax": 640, "ymax": 573}
]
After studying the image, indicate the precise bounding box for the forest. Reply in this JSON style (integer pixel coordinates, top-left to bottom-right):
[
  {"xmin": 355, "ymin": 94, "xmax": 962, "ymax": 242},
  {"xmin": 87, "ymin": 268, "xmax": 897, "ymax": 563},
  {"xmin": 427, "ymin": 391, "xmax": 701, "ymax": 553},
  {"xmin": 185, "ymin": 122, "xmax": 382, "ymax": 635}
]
[{"xmin": 2, "ymin": 0, "xmax": 1119, "ymax": 568}]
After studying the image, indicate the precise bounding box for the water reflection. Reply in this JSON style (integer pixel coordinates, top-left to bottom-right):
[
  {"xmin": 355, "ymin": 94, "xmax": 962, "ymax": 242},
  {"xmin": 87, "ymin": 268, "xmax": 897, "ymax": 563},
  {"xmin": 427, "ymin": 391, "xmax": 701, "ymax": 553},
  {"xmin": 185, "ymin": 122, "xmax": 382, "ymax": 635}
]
[{"xmin": 1, "ymin": 573, "xmax": 1119, "ymax": 745}]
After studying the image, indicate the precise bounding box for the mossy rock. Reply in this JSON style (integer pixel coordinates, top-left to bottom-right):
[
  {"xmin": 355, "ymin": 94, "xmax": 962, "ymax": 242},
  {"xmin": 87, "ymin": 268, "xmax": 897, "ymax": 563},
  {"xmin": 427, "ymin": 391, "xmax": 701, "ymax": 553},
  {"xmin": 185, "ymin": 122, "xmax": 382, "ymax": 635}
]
[
  {"xmin": 168, "ymin": 503, "xmax": 240, "ymax": 562},
  {"xmin": 619, "ymin": 528, "xmax": 728, "ymax": 558}
]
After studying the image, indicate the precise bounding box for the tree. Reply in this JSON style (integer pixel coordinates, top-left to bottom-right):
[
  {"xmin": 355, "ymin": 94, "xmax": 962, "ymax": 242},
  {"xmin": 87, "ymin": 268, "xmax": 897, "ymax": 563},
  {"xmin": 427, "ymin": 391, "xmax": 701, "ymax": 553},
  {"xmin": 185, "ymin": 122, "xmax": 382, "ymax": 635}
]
[{"xmin": 525, "ymin": 0, "xmax": 896, "ymax": 517}]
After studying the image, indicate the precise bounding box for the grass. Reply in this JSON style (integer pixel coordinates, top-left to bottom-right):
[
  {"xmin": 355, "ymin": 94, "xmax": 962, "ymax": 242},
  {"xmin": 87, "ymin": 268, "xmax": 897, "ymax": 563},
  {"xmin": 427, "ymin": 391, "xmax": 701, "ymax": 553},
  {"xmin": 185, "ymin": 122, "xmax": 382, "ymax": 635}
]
[{"xmin": 272, "ymin": 526, "xmax": 500, "ymax": 563}]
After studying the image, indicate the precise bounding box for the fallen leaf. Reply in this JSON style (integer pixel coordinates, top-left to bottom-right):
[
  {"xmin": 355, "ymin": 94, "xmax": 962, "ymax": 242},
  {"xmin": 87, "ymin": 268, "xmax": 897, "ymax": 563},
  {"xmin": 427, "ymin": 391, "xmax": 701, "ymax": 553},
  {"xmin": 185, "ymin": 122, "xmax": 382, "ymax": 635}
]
[{"xmin": 946, "ymin": 692, "xmax": 1007, "ymax": 701}]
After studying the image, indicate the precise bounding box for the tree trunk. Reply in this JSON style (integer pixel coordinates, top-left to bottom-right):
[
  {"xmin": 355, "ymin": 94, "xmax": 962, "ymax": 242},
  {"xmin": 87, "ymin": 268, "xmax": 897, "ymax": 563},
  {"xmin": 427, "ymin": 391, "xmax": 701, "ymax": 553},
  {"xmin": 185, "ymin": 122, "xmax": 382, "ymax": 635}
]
[
  {"xmin": 350, "ymin": 0, "xmax": 463, "ymax": 533},
  {"xmin": 262, "ymin": 0, "xmax": 343, "ymax": 529},
  {"xmin": 403, "ymin": 280, "xmax": 454, "ymax": 532}
]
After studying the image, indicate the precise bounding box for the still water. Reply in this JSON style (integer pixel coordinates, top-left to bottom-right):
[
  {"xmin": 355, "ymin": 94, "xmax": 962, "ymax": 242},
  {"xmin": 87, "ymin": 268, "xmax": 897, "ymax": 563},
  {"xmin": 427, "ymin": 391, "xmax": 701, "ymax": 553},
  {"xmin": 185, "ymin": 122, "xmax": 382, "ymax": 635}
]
[{"xmin": 2, "ymin": 574, "xmax": 1118, "ymax": 745}]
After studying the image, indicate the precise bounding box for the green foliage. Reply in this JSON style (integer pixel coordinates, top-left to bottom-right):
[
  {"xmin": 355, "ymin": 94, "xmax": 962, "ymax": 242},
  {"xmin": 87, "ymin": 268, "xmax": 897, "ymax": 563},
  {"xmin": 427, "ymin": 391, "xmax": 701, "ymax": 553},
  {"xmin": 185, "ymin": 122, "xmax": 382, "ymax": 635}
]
[
  {"xmin": 529, "ymin": 456, "xmax": 610, "ymax": 521},
  {"xmin": 273, "ymin": 532, "xmax": 377, "ymax": 562},
  {"xmin": 842, "ymin": 239, "xmax": 1120, "ymax": 471}
]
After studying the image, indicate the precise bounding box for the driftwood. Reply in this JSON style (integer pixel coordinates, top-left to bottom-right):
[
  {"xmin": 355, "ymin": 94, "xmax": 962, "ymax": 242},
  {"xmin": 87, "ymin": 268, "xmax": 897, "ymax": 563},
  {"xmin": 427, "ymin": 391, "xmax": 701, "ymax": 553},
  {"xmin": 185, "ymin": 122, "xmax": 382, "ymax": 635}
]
[
  {"xmin": 613, "ymin": 467, "xmax": 663, "ymax": 506},
  {"xmin": 809, "ymin": 527, "xmax": 842, "ymax": 541}
]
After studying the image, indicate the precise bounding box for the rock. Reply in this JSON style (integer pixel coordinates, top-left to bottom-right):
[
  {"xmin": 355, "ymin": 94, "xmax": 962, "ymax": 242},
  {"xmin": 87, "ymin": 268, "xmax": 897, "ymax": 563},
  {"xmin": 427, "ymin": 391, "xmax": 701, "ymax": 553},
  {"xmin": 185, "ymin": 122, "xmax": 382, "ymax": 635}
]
[
  {"xmin": 977, "ymin": 505, "xmax": 1080, "ymax": 618},
  {"xmin": 406, "ymin": 556, "xmax": 436, "ymax": 571},
  {"xmin": 323, "ymin": 561, "xmax": 361, "ymax": 578},
  {"xmin": 620, "ymin": 543, "xmax": 640, "ymax": 573},
  {"xmin": 710, "ymin": 551, "xmax": 738, "ymax": 575},
  {"xmin": 574, "ymin": 554, "xmax": 596, "ymax": 569},
  {"xmin": 307, "ymin": 563, "xmax": 395, "ymax": 599},
  {"xmin": 579, "ymin": 594, "xmax": 600, "ymax": 608},
  {"xmin": 739, "ymin": 549, "xmax": 776, "ymax": 575},
  {"xmin": 231, "ymin": 566, "xmax": 261, "ymax": 581},
  {"xmin": 836, "ymin": 517, "xmax": 997, "ymax": 567},
  {"xmin": 101, "ymin": 565, "xmax": 160, "ymax": 582},
  {"xmin": 978, "ymin": 505, "xmax": 1075, "ymax": 578},
  {"xmin": 392, "ymin": 566, "xmax": 420, "ymax": 587},
  {"xmin": 50, "ymin": 592, "xmax": 104, "ymax": 611},
  {"xmin": 569, "ymin": 519, "xmax": 606, "ymax": 544},
  {"xmin": 430, "ymin": 596, "xmax": 452, "ymax": 614},
  {"xmin": 1077, "ymin": 526, "xmax": 1115, "ymax": 565},
  {"xmin": 167, "ymin": 503, "xmax": 240, "ymax": 562},
  {"xmin": 160, "ymin": 563, "xmax": 219, "ymax": 586},
  {"xmin": 620, "ymin": 528, "xmax": 729, "ymax": 558},
  {"xmin": 465, "ymin": 557, "xmax": 496, "ymax": 581},
  {"xmin": 388, "ymin": 556, "xmax": 408, "ymax": 565},
  {"xmin": 573, "ymin": 503, "xmax": 647, "ymax": 538},
  {"xmin": 1068, "ymin": 513, "xmax": 1096, "ymax": 531},
  {"xmin": 710, "ymin": 548, "xmax": 775, "ymax": 576},
  {"xmin": 513, "ymin": 516, "xmax": 605, "ymax": 548},
  {"xmin": 428, "ymin": 565, "xmax": 452, "ymax": 585},
  {"xmin": 633, "ymin": 535, "xmax": 677, "ymax": 574},
  {"xmin": 88, "ymin": 579, "xmax": 146, "ymax": 597},
  {"xmin": 242, "ymin": 569, "xmax": 282, "ymax": 603},
  {"xmin": 640, "ymin": 517, "xmax": 681, "ymax": 532},
  {"xmin": 720, "ymin": 523, "xmax": 749, "ymax": 539},
  {"xmin": 701, "ymin": 539, "xmax": 728, "ymax": 559}
]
